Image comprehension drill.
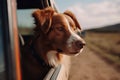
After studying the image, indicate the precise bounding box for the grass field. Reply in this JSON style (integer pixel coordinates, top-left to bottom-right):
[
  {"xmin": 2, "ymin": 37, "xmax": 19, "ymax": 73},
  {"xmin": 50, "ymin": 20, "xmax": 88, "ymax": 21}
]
[{"xmin": 85, "ymin": 31, "xmax": 120, "ymax": 71}]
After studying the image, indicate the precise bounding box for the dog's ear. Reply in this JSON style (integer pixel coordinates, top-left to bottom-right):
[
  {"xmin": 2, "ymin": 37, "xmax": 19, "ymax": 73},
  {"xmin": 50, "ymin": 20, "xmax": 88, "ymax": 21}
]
[
  {"xmin": 32, "ymin": 7, "xmax": 54, "ymax": 34},
  {"xmin": 64, "ymin": 10, "xmax": 81, "ymax": 30}
]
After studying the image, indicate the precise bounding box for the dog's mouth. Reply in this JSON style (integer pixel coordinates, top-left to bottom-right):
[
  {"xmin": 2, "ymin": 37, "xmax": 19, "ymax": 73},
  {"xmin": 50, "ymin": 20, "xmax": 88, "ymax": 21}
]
[
  {"xmin": 57, "ymin": 49, "xmax": 63, "ymax": 53},
  {"xmin": 56, "ymin": 48, "xmax": 83, "ymax": 56}
]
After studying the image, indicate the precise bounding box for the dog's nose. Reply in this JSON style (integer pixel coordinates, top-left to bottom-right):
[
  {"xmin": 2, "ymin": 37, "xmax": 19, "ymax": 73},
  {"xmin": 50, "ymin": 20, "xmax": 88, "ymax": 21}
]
[{"xmin": 75, "ymin": 40, "xmax": 86, "ymax": 49}]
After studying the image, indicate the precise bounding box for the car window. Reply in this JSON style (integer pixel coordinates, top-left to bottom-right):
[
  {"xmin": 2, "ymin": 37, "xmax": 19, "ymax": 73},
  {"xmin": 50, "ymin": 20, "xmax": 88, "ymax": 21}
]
[
  {"xmin": 17, "ymin": 9, "xmax": 35, "ymax": 35},
  {"xmin": 0, "ymin": 7, "xmax": 7, "ymax": 80}
]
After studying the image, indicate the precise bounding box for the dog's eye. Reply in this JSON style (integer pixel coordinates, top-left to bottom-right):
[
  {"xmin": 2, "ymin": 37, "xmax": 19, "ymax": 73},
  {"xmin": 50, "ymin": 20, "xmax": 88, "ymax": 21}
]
[
  {"xmin": 75, "ymin": 29, "xmax": 81, "ymax": 36},
  {"xmin": 57, "ymin": 27, "xmax": 64, "ymax": 31}
]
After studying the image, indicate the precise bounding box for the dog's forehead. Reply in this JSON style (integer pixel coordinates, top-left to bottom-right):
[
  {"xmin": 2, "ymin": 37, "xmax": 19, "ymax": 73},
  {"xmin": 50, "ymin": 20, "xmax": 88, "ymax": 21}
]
[
  {"xmin": 52, "ymin": 14, "xmax": 76, "ymax": 29},
  {"xmin": 52, "ymin": 14, "xmax": 68, "ymax": 24}
]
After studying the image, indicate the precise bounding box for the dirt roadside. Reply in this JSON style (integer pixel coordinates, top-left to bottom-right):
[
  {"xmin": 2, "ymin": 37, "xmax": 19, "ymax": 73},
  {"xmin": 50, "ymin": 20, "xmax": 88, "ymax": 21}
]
[{"xmin": 69, "ymin": 47, "xmax": 120, "ymax": 80}]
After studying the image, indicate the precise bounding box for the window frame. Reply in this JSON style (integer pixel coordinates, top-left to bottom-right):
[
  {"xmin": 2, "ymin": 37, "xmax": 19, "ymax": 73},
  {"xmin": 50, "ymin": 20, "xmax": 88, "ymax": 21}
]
[{"xmin": 1, "ymin": 0, "xmax": 21, "ymax": 80}]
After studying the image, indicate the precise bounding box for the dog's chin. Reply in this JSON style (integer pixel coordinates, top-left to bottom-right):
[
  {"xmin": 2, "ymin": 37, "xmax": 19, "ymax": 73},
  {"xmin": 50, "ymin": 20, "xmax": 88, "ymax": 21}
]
[
  {"xmin": 66, "ymin": 50, "xmax": 81, "ymax": 56},
  {"xmin": 59, "ymin": 48, "xmax": 83, "ymax": 56}
]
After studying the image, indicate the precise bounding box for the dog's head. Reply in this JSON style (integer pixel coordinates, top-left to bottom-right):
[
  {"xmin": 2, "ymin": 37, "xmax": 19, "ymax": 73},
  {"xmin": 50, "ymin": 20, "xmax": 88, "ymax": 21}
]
[{"xmin": 32, "ymin": 7, "xmax": 85, "ymax": 56}]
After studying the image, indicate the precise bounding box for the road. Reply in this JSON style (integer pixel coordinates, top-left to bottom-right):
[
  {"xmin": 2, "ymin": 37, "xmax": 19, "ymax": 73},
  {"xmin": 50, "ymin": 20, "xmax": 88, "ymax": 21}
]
[{"xmin": 69, "ymin": 47, "xmax": 120, "ymax": 80}]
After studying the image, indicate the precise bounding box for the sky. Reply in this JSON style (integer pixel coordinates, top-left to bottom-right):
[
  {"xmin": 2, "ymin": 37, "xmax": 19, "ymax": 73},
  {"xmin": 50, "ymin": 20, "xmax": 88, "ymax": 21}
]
[
  {"xmin": 17, "ymin": 0, "xmax": 120, "ymax": 30},
  {"xmin": 55, "ymin": 0, "xmax": 120, "ymax": 30}
]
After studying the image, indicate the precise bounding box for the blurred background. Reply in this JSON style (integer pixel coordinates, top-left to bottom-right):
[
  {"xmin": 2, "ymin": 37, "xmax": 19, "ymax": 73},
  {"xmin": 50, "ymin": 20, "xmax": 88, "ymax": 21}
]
[{"xmin": 55, "ymin": 0, "xmax": 120, "ymax": 80}]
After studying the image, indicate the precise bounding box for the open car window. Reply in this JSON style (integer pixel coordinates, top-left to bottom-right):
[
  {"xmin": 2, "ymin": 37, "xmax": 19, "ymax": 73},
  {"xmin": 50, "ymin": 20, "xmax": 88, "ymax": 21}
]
[
  {"xmin": 17, "ymin": 9, "xmax": 35, "ymax": 35},
  {"xmin": 17, "ymin": 0, "xmax": 63, "ymax": 80}
]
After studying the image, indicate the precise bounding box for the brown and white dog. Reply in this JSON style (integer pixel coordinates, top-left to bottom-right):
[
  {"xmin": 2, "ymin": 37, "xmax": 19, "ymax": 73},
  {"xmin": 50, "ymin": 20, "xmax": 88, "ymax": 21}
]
[
  {"xmin": 32, "ymin": 7, "xmax": 85, "ymax": 66},
  {"xmin": 21, "ymin": 7, "xmax": 85, "ymax": 80}
]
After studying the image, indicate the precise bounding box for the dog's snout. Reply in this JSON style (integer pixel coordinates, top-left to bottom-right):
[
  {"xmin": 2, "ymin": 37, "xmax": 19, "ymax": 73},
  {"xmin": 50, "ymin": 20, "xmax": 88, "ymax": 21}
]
[{"xmin": 75, "ymin": 40, "xmax": 86, "ymax": 49}]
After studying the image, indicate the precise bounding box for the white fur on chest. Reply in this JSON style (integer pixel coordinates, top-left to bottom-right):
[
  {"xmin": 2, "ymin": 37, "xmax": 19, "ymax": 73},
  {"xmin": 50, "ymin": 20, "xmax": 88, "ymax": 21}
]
[{"xmin": 47, "ymin": 50, "xmax": 61, "ymax": 67}]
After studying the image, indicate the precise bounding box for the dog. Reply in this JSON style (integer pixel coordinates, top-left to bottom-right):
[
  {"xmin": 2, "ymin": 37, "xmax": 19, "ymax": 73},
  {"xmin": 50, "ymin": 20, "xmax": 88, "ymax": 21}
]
[{"xmin": 21, "ymin": 7, "xmax": 85, "ymax": 80}]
